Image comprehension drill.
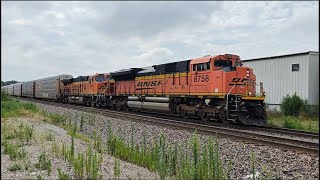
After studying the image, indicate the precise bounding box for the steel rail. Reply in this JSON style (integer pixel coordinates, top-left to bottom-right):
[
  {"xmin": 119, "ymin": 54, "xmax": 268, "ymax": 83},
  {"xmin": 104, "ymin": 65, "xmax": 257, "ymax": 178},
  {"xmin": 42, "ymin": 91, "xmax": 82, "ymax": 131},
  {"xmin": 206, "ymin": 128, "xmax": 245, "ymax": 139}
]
[{"xmin": 15, "ymin": 97, "xmax": 319, "ymax": 155}]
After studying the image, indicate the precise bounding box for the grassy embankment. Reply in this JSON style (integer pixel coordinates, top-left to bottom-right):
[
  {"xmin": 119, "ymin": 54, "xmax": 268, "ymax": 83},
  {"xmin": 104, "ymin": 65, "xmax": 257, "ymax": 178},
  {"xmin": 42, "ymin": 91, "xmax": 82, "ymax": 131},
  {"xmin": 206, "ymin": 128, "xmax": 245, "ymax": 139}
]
[
  {"xmin": 1, "ymin": 93, "xmax": 276, "ymax": 180},
  {"xmin": 1, "ymin": 94, "xmax": 103, "ymax": 179}
]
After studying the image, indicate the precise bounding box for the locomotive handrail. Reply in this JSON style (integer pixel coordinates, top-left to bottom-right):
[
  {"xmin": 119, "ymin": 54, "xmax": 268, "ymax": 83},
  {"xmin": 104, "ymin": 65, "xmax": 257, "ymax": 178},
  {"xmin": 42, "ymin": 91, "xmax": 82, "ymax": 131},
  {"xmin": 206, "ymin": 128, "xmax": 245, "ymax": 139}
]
[
  {"xmin": 226, "ymin": 84, "xmax": 236, "ymax": 120},
  {"xmin": 253, "ymin": 82, "xmax": 265, "ymax": 97}
]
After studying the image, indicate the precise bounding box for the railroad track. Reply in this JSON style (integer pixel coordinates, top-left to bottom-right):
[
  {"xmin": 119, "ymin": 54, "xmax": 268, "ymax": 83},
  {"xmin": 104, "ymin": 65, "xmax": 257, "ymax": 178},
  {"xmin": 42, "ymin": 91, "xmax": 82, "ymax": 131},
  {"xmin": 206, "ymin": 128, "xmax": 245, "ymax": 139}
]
[
  {"xmin": 251, "ymin": 125, "xmax": 319, "ymax": 139},
  {"xmin": 15, "ymin": 97, "xmax": 319, "ymax": 155}
]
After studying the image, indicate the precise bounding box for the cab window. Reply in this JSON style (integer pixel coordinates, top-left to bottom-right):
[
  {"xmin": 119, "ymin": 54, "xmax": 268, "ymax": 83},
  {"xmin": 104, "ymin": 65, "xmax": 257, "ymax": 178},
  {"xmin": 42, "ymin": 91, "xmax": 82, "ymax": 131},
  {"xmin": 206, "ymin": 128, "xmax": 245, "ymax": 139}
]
[
  {"xmin": 205, "ymin": 62, "xmax": 210, "ymax": 70},
  {"xmin": 197, "ymin": 63, "xmax": 205, "ymax": 71},
  {"xmin": 95, "ymin": 75, "xmax": 106, "ymax": 82},
  {"xmin": 193, "ymin": 62, "xmax": 211, "ymax": 71},
  {"xmin": 214, "ymin": 60, "xmax": 232, "ymax": 67}
]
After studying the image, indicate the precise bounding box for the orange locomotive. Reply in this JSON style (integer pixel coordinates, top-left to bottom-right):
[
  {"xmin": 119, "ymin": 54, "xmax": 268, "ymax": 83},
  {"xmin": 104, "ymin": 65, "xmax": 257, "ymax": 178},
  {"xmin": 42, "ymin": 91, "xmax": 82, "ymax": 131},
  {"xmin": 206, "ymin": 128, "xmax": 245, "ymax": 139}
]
[
  {"xmin": 59, "ymin": 54, "xmax": 266, "ymax": 126},
  {"xmin": 60, "ymin": 73, "xmax": 115, "ymax": 106}
]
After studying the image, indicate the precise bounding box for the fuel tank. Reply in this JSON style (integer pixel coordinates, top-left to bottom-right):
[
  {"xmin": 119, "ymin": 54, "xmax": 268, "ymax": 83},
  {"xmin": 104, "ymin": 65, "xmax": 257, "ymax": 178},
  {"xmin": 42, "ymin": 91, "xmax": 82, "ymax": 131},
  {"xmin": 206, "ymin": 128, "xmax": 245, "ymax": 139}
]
[
  {"xmin": 127, "ymin": 101, "xmax": 170, "ymax": 112},
  {"xmin": 145, "ymin": 97, "xmax": 170, "ymax": 103},
  {"xmin": 128, "ymin": 96, "xmax": 140, "ymax": 101},
  {"xmin": 68, "ymin": 96, "xmax": 84, "ymax": 104}
]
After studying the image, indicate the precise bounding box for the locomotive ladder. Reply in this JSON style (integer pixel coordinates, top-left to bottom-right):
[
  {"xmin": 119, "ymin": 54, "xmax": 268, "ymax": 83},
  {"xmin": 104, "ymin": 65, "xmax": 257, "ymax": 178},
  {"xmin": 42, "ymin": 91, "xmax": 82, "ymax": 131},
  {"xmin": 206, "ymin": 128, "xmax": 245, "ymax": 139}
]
[
  {"xmin": 226, "ymin": 84, "xmax": 241, "ymax": 122},
  {"xmin": 227, "ymin": 94, "xmax": 241, "ymax": 121}
]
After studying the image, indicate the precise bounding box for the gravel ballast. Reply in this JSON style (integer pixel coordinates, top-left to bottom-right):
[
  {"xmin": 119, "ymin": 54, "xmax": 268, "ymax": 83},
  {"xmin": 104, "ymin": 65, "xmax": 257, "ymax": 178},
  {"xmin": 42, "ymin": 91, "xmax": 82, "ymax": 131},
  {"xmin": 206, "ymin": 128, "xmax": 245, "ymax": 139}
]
[
  {"xmin": 1, "ymin": 117, "xmax": 159, "ymax": 180},
  {"xmin": 16, "ymin": 100, "xmax": 320, "ymax": 179}
]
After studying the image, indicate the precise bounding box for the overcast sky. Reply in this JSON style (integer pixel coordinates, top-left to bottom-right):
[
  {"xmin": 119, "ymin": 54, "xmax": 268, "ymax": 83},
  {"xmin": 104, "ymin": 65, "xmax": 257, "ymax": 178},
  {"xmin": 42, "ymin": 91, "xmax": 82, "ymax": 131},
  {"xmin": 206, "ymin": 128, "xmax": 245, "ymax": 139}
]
[{"xmin": 1, "ymin": 1, "xmax": 319, "ymax": 82}]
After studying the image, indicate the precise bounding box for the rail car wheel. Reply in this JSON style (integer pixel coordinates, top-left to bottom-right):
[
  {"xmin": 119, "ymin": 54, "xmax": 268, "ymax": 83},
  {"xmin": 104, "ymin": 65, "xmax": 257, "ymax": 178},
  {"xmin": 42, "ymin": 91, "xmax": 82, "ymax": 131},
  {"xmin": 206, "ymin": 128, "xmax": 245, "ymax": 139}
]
[
  {"xmin": 124, "ymin": 106, "xmax": 130, "ymax": 111},
  {"xmin": 180, "ymin": 109, "xmax": 190, "ymax": 119},
  {"xmin": 198, "ymin": 110, "xmax": 210, "ymax": 121},
  {"xmin": 200, "ymin": 115, "xmax": 210, "ymax": 121},
  {"xmin": 218, "ymin": 113, "xmax": 231, "ymax": 124}
]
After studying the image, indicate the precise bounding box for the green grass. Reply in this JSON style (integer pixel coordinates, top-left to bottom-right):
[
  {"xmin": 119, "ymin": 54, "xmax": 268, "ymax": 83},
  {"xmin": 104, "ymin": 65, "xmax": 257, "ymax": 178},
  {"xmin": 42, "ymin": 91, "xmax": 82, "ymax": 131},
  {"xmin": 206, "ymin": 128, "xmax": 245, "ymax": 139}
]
[
  {"xmin": 51, "ymin": 135, "xmax": 103, "ymax": 179},
  {"xmin": 35, "ymin": 152, "xmax": 52, "ymax": 176},
  {"xmin": 8, "ymin": 163, "xmax": 22, "ymax": 171},
  {"xmin": 3, "ymin": 141, "xmax": 27, "ymax": 160},
  {"xmin": 57, "ymin": 168, "xmax": 70, "ymax": 180},
  {"xmin": 80, "ymin": 113, "xmax": 84, "ymax": 131},
  {"xmin": 1, "ymin": 98, "xmax": 90, "ymax": 143},
  {"xmin": 268, "ymin": 115, "xmax": 319, "ymax": 132},
  {"xmin": 113, "ymin": 157, "xmax": 121, "ymax": 178},
  {"xmin": 1, "ymin": 98, "xmax": 39, "ymax": 119},
  {"xmin": 105, "ymin": 121, "xmax": 228, "ymax": 180},
  {"xmin": 37, "ymin": 175, "xmax": 44, "ymax": 180},
  {"xmin": 45, "ymin": 130, "xmax": 55, "ymax": 141},
  {"xmin": 1, "ymin": 90, "xmax": 9, "ymax": 101}
]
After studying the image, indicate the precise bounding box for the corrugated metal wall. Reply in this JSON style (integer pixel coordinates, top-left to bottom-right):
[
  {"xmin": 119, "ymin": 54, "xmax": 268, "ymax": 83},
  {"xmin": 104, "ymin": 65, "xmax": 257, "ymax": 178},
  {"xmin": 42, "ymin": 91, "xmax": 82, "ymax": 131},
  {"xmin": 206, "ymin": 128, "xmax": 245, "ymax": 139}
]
[
  {"xmin": 308, "ymin": 53, "xmax": 319, "ymax": 105},
  {"xmin": 243, "ymin": 53, "xmax": 314, "ymax": 109}
]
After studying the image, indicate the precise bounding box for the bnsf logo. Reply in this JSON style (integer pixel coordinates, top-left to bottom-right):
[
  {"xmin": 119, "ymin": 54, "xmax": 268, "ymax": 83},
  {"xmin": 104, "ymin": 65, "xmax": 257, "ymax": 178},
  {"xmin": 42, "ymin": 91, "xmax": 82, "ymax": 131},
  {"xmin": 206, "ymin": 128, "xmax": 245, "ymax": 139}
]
[
  {"xmin": 231, "ymin": 78, "xmax": 254, "ymax": 83},
  {"xmin": 137, "ymin": 81, "xmax": 162, "ymax": 86},
  {"xmin": 229, "ymin": 78, "xmax": 255, "ymax": 85}
]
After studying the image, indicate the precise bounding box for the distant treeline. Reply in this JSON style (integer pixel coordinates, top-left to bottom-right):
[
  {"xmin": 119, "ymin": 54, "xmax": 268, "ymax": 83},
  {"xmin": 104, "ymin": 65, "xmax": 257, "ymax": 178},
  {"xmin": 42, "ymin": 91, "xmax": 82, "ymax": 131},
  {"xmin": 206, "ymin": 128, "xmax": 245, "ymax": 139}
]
[{"xmin": 1, "ymin": 80, "xmax": 19, "ymax": 87}]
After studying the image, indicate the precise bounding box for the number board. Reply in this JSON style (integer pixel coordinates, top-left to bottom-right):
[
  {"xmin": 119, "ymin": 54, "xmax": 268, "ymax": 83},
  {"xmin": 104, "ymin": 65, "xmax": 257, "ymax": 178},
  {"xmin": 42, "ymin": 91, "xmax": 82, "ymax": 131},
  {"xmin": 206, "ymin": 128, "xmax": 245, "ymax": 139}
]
[{"xmin": 193, "ymin": 75, "xmax": 209, "ymax": 82}]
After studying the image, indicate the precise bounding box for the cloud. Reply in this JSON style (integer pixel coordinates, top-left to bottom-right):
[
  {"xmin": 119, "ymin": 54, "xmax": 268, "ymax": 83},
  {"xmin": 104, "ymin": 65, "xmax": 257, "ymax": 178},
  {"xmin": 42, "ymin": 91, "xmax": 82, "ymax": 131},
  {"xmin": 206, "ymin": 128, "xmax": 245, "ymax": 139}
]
[
  {"xmin": 8, "ymin": 19, "xmax": 32, "ymax": 25},
  {"xmin": 1, "ymin": 1, "xmax": 318, "ymax": 81}
]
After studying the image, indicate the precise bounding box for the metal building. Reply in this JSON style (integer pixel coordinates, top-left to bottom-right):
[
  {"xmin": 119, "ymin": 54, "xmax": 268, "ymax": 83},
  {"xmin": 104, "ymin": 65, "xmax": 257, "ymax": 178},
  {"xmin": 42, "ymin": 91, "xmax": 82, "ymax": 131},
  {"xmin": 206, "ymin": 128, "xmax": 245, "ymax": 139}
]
[{"xmin": 242, "ymin": 51, "xmax": 319, "ymax": 110}]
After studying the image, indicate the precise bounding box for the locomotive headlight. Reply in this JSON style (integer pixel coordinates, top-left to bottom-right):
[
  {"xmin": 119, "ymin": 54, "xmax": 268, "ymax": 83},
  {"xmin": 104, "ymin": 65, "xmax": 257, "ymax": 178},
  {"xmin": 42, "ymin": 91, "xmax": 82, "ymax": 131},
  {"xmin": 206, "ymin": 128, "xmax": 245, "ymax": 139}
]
[
  {"xmin": 263, "ymin": 92, "xmax": 267, "ymax": 96},
  {"xmin": 246, "ymin": 70, "xmax": 250, "ymax": 77},
  {"xmin": 248, "ymin": 92, "xmax": 252, "ymax": 95}
]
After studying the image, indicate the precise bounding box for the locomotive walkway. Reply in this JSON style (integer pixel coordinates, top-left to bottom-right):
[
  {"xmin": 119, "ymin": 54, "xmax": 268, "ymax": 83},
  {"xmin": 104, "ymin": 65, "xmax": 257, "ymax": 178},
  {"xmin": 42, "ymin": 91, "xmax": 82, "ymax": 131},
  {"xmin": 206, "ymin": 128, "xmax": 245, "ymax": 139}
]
[{"xmin": 14, "ymin": 97, "xmax": 320, "ymax": 155}]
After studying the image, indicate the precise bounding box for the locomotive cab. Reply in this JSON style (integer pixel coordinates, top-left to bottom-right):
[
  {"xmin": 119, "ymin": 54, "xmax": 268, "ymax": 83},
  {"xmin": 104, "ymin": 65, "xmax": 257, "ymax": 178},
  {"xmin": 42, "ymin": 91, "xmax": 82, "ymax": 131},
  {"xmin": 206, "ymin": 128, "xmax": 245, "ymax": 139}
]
[
  {"xmin": 190, "ymin": 54, "xmax": 259, "ymax": 97},
  {"xmin": 93, "ymin": 73, "xmax": 115, "ymax": 95},
  {"xmin": 190, "ymin": 54, "xmax": 266, "ymax": 125}
]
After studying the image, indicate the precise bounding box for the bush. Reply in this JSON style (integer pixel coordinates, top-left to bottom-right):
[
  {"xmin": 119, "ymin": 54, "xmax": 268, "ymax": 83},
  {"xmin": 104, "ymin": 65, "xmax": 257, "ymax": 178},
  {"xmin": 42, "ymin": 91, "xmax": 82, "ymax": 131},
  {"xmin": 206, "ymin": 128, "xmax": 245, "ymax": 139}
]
[
  {"xmin": 1, "ymin": 90, "xmax": 9, "ymax": 101},
  {"xmin": 300, "ymin": 104, "xmax": 319, "ymax": 119},
  {"xmin": 280, "ymin": 93, "xmax": 307, "ymax": 117}
]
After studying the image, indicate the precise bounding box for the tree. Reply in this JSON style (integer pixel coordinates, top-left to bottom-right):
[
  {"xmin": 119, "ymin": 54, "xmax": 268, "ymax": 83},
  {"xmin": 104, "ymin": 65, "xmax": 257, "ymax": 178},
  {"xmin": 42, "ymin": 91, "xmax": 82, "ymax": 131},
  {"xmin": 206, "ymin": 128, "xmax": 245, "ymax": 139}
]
[{"xmin": 1, "ymin": 80, "xmax": 19, "ymax": 86}]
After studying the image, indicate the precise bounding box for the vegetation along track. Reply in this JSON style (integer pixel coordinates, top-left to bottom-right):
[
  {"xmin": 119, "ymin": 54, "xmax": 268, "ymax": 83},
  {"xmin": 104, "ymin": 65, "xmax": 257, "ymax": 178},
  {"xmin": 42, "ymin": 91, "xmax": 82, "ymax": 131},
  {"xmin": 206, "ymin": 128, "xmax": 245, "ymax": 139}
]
[{"xmin": 13, "ymin": 97, "xmax": 320, "ymax": 155}]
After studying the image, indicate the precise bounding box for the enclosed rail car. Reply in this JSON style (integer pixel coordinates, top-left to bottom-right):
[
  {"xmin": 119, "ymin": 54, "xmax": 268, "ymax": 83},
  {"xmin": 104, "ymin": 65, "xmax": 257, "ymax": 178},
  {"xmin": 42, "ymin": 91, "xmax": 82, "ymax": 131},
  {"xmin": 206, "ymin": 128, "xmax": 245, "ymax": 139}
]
[
  {"xmin": 13, "ymin": 83, "xmax": 22, "ymax": 97},
  {"xmin": 2, "ymin": 75, "xmax": 73, "ymax": 100},
  {"xmin": 34, "ymin": 75, "xmax": 73, "ymax": 100}
]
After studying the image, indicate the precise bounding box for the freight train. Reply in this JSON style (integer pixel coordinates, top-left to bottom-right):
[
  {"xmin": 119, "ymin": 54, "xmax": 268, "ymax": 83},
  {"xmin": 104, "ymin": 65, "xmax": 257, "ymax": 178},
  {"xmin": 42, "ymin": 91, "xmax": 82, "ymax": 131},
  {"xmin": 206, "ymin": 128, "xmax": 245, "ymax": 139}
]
[{"xmin": 2, "ymin": 54, "xmax": 267, "ymax": 126}]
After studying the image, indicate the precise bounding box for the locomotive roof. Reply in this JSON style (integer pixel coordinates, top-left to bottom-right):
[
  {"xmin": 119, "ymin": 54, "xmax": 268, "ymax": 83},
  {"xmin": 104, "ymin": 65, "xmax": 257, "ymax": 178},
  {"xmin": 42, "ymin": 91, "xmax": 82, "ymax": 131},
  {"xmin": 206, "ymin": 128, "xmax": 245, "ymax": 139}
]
[{"xmin": 191, "ymin": 54, "xmax": 240, "ymax": 64}]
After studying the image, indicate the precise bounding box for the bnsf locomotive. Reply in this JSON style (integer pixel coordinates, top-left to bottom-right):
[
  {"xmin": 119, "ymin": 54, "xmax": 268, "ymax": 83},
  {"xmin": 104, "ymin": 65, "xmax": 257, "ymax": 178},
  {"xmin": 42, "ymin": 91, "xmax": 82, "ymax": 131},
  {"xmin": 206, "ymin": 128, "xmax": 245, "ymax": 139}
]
[{"xmin": 2, "ymin": 54, "xmax": 267, "ymax": 126}]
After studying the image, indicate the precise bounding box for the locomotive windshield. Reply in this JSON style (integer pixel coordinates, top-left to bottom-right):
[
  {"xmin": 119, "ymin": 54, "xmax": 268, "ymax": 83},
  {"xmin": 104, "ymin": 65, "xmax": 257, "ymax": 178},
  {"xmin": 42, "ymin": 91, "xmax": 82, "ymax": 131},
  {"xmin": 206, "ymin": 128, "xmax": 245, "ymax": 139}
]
[
  {"xmin": 95, "ymin": 75, "xmax": 106, "ymax": 82},
  {"xmin": 214, "ymin": 60, "xmax": 232, "ymax": 67}
]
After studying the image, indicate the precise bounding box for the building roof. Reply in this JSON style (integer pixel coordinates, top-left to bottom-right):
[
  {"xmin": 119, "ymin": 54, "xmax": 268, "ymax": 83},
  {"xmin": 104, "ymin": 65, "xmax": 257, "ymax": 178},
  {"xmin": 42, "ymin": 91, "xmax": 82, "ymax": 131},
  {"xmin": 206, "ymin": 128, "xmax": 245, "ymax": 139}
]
[{"xmin": 242, "ymin": 51, "xmax": 319, "ymax": 62}]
